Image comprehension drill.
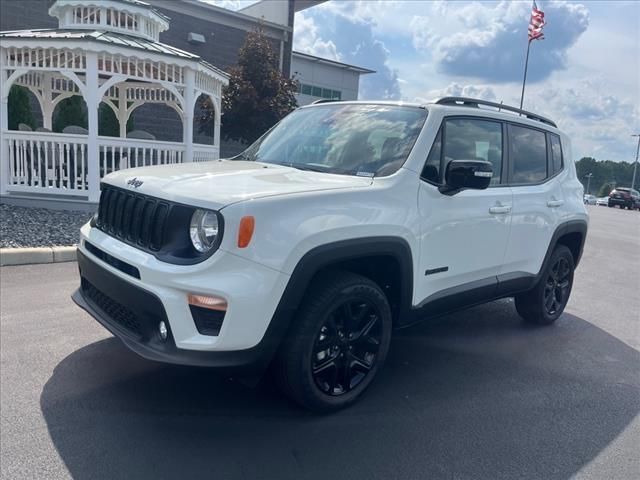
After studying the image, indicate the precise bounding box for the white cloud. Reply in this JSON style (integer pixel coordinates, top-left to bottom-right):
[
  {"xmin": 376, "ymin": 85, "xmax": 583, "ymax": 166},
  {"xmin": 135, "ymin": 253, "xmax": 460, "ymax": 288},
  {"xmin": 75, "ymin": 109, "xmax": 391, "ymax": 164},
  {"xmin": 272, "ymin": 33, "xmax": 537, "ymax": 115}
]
[
  {"xmin": 293, "ymin": 13, "xmax": 341, "ymax": 61},
  {"xmin": 409, "ymin": 16, "xmax": 437, "ymax": 51},
  {"xmin": 415, "ymin": 82, "xmax": 497, "ymax": 103},
  {"xmin": 428, "ymin": 1, "xmax": 590, "ymax": 82}
]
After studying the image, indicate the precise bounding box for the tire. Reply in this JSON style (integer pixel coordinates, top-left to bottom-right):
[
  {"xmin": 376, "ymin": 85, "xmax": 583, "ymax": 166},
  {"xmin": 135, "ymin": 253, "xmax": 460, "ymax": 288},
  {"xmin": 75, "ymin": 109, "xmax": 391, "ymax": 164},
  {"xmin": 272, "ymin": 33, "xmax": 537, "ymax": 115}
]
[
  {"xmin": 608, "ymin": 204, "xmax": 613, "ymax": 208},
  {"xmin": 275, "ymin": 271, "xmax": 392, "ymax": 412},
  {"xmin": 515, "ymin": 245, "xmax": 575, "ymax": 325}
]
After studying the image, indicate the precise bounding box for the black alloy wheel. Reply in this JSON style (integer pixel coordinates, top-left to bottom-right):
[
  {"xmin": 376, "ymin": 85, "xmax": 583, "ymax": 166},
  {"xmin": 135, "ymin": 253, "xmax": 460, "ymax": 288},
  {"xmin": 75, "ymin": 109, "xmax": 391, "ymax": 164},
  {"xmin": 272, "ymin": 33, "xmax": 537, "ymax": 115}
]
[
  {"xmin": 311, "ymin": 299, "xmax": 382, "ymax": 396},
  {"xmin": 515, "ymin": 244, "xmax": 575, "ymax": 325},
  {"xmin": 543, "ymin": 256, "xmax": 571, "ymax": 316},
  {"xmin": 275, "ymin": 271, "xmax": 392, "ymax": 412}
]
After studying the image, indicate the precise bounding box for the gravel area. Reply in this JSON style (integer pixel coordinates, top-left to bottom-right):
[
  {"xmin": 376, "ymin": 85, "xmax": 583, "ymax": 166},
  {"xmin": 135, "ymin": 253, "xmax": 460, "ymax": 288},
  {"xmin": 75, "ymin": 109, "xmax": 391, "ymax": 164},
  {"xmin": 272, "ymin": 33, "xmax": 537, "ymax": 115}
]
[{"xmin": 0, "ymin": 204, "xmax": 94, "ymax": 248}]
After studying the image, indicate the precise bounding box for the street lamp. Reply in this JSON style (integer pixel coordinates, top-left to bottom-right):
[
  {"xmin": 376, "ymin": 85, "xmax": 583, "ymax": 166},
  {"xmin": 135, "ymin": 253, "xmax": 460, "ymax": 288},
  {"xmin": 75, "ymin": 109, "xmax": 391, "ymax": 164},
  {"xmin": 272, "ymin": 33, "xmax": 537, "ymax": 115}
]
[
  {"xmin": 584, "ymin": 172, "xmax": 593, "ymax": 194},
  {"xmin": 632, "ymin": 134, "xmax": 640, "ymax": 190}
]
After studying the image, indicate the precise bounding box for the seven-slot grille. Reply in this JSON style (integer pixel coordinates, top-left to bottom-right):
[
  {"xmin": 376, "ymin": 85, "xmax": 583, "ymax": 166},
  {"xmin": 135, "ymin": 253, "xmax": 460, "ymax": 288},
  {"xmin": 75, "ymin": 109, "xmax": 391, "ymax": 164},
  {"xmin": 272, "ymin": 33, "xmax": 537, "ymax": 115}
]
[{"xmin": 97, "ymin": 186, "xmax": 169, "ymax": 251}]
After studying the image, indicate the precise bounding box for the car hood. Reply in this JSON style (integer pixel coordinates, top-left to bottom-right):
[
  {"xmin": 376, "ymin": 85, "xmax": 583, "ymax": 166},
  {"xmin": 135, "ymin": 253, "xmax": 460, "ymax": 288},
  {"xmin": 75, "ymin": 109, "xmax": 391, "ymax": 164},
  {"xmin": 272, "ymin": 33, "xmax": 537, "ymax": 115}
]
[{"xmin": 101, "ymin": 160, "xmax": 373, "ymax": 210}]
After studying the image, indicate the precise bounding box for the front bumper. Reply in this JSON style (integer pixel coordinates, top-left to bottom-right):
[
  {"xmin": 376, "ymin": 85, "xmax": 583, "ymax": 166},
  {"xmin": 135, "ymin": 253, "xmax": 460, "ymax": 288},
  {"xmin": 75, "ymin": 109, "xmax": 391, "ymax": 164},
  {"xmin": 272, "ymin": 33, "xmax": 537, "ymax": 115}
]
[{"xmin": 73, "ymin": 250, "xmax": 287, "ymax": 371}]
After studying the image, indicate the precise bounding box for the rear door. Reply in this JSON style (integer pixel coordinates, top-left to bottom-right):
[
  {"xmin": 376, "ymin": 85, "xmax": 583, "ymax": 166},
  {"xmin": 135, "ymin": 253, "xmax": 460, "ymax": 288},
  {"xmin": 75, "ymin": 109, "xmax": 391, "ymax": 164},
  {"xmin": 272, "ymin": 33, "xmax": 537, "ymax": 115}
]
[{"xmin": 500, "ymin": 124, "xmax": 565, "ymax": 277}]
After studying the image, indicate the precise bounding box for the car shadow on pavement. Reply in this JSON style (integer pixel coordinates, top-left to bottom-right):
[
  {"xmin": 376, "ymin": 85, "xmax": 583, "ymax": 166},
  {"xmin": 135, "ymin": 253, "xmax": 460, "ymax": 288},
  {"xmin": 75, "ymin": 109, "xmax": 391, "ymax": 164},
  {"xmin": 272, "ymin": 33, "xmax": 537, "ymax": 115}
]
[{"xmin": 40, "ymin": 299, "xmax": 640, "ymax": 480}]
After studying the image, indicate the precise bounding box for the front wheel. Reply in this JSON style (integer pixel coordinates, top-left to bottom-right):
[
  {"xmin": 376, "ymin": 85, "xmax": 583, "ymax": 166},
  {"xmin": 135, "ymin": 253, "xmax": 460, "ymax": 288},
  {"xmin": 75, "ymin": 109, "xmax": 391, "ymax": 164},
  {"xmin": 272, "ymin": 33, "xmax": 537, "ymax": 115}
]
[
  {"xmin": 515, "ymin": 245, "xmax": 575, "ymax": 325},
  {"xmin": 275, "ymin": 272, "xmax": 392, "ymax": 412}
]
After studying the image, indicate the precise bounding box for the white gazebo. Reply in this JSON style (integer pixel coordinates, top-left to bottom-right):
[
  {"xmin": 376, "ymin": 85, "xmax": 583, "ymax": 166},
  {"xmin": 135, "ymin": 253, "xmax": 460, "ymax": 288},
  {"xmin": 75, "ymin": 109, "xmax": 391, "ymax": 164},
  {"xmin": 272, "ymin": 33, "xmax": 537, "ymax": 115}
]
[{"xmin": 0, "ymin": 0, "xmax": 228, "ymax": 203}]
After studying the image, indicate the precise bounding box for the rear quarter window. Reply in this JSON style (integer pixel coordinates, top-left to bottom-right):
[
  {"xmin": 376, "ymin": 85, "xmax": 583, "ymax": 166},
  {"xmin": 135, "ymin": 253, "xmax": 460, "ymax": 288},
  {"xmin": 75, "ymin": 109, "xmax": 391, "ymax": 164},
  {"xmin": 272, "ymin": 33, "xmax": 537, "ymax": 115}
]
[{"xmin": 549, "ymin": 134, "xmax": 563, "ymax": 175}]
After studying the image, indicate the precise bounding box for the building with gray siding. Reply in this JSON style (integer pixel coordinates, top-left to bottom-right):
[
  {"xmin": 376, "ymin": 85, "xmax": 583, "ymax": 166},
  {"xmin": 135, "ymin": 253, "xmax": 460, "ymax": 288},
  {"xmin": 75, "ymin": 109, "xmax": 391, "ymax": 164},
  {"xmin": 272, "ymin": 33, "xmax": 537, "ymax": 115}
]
[{"xmin": 291, "ymin": 51, "xmax": 374, "ymax": 106}]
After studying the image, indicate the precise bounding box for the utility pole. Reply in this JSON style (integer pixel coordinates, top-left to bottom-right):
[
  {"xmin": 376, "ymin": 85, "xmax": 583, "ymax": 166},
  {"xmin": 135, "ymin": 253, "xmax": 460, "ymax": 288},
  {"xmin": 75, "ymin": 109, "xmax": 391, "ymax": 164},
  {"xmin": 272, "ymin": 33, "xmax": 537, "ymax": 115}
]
[
  {"xmin": 584, "ymin": 173, "xmax": 593, "ymax": 194},
  {"xmin": 632, "ymin": 134, "xmax": 640, "ymax": 190}
]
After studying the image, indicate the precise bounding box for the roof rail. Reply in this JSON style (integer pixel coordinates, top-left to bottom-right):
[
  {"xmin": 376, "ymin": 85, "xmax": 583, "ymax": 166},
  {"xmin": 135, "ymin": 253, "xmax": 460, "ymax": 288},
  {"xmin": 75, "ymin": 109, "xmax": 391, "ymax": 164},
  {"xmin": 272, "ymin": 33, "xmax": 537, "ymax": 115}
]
[
  {"xmin": 435, "ymin": 96, "xmax": 557, "ymax": 128},
  {"xmin": 311, "ymin": 99, "xmax": 339, "ymax": 105}
]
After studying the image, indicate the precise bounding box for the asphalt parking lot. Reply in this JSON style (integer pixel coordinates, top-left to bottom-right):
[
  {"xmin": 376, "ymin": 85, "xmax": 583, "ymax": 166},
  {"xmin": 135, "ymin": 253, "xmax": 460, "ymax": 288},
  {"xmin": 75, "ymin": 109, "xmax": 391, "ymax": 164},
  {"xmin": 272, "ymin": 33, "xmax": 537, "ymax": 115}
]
[{"xmin": 1, "ymin": 205, "xmax": 639, "ymax": 480}]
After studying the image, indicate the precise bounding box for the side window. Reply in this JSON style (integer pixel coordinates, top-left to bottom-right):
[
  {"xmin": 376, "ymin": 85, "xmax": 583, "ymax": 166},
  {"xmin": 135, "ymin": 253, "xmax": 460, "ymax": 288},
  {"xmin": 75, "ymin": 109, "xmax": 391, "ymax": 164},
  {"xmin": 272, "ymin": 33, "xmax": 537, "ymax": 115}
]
[
  {"xmin": 421, "ymin": 128, "xmax": 441, "ymax": 184},
  {"xmin": 443, "ymin": 118, "xmax": 503, "ymax": 185},
  {"xmin": 509, "ymin": 125, "xmax": 547, "ymax": 184},
  {"xmin": 549, "ymin": 134, "xmax": 563, "ymax": 174}
]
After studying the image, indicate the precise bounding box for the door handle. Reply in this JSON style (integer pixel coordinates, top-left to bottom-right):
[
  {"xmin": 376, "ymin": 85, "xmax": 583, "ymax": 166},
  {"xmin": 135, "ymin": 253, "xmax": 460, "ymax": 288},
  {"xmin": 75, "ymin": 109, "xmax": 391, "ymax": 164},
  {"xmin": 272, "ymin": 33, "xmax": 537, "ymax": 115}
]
[
  {"xmin": 547, "ymin": 199, "xmax": 564, "ymax": 208},
  {"xmin": 489, "ymin": 205, "xmax": 511, "ymax": 214}
]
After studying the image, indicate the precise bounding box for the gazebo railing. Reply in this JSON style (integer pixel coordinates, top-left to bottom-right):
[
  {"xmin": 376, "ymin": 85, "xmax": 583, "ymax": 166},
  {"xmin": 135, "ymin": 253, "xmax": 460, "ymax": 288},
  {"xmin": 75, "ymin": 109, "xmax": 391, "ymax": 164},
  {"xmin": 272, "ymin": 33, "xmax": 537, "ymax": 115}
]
[
  {"xmin": 98, "ymin": 136, "xmax": 185, "ymax": 173},
  {"xmin": 193, "ymin": 144, "xmax": 220, "ymax": 162},
  {"xmin": 2, "ymin": 131, "xmax": 222, "ymax": 200},
  {"xmin": 5, "ymin": 130, "xmax": 89, "ymax": 195}
]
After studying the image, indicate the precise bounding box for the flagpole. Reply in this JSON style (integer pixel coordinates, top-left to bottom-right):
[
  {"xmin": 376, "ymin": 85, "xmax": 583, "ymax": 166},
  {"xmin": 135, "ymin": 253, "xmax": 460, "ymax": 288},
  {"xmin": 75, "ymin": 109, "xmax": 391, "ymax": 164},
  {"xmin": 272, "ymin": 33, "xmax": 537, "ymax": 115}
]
[{"xmin": 519, "ymin": 40, "xmax": 531, "ymax": 111}]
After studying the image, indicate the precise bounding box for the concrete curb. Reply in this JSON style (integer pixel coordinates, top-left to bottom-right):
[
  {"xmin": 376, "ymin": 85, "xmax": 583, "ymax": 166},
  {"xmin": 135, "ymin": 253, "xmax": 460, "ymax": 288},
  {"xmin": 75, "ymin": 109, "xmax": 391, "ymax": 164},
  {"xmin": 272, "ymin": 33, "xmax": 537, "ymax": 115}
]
[{"xmin": 0, "ymin": 246, "xmax": 77, "ymax": 267}]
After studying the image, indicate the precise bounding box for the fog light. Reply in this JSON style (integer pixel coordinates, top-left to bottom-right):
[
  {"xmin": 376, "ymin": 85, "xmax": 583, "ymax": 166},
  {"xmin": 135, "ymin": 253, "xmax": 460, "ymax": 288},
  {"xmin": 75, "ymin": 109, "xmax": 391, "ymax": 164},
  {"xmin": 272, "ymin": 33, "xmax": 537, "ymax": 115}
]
[
  {"xmin": 188, "ymin": 293, "xmax": 227, "ymax": 311},
  {"xmin": 158, "ymin": 321, "xmax": 168, "ymax": 341}
]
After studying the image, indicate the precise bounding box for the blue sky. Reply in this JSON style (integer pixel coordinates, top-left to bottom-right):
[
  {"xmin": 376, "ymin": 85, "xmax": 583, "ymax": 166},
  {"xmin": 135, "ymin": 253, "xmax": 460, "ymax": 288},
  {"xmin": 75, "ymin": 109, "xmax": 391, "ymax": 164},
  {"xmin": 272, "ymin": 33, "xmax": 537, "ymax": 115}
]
[{"xmin": 209, "ymin": 1, "xmax": 639, "ymax": 163}]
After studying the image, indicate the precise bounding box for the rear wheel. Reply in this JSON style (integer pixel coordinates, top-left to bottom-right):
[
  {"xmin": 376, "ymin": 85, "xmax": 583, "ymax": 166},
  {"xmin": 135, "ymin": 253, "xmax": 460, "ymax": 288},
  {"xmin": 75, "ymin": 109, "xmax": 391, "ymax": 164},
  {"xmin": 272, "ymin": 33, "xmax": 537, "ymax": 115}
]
[
  {"xmin": 275, "ymin": 272, "xmax": 392, "ymax": 412},
  {"xmin": 515, "ymin": 245, "xmax": 574, "ymax": 325}
]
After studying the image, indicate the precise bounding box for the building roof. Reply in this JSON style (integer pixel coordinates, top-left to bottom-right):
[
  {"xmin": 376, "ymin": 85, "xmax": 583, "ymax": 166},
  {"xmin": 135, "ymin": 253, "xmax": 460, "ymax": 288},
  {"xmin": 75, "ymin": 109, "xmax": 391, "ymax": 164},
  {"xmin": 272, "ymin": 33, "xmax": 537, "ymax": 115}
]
[
  {"xmin": 292, "ymin": 51, "xmax": 376, "ymax": 74},
  {"xmin": 292, "ymin": 1, "xmax": 328, "ymax": 13},
  {"xmin": 0, "ymin": 28, "xmax": 228, "ymax": 78}
]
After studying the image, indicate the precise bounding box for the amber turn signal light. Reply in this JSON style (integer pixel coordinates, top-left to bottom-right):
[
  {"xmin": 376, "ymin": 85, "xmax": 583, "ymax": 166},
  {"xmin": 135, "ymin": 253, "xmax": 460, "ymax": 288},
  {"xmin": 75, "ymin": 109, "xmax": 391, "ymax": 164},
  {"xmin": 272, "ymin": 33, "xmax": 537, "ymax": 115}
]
[
  {"xmin": 188, "ymin": 294, "xmax": 227, "ymax": 312},
  {"xmin": 237, "ymin": 216, "xmax": 255, "ymax": 248}
]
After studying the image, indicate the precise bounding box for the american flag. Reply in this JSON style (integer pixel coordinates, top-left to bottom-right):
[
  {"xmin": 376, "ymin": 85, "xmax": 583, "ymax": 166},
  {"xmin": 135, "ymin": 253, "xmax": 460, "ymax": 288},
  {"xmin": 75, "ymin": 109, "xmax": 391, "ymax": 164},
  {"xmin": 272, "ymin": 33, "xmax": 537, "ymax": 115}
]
[{"xmin": 528, "ymin": 0, "xmax": 546, "ymax": 42}]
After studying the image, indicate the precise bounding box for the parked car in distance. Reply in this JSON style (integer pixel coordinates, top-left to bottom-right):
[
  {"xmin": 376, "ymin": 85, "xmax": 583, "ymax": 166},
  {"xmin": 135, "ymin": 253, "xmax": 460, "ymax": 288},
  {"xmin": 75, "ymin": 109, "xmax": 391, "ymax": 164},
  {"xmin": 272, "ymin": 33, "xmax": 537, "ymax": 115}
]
[
  {"xmin": 608, "ymin": 187, "xmax": 640, "ymax": 210},
  {"xmin": 596, "ymin": 197, "xmax": 609, "ymax": 206},
  {"xmin": 72, "ymin": 97, "xmax": 588, "ymax": 412},
  {"xmin": 583, "ymin": 194, "xmax": 597, "ymax": 205}
]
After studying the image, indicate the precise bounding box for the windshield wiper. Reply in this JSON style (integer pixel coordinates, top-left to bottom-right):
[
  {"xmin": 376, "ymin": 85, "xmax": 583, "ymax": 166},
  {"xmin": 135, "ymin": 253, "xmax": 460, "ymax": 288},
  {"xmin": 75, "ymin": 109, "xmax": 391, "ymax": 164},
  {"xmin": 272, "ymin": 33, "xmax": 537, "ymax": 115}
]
[{"xmin": 287, "ymin": 163, "xmax": 334, "ymax": 173}]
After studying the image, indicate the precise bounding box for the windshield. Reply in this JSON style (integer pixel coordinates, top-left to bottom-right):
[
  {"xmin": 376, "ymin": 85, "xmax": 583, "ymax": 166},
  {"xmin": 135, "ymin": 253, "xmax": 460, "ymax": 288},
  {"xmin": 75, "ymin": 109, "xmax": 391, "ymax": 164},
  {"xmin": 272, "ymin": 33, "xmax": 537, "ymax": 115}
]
[{"xmin": 236, "ymin": 104, "xmax": 427, "ymax": 177}]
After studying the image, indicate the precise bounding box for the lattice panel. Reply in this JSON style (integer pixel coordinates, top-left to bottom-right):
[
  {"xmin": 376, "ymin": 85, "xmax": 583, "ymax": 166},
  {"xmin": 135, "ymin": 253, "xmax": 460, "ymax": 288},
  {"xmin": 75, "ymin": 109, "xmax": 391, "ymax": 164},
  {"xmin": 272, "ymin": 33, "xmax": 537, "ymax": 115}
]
[
  {"xmin": 4, "ymin": 47, "xmax": 86, "ymax": 70},
  {"xmin": 195, "ymin": 71, "xmax": 222, "ymax": 97},
  {"xmin": 97, "ymin": 53, "xmax": 184, "ymax": 85}
]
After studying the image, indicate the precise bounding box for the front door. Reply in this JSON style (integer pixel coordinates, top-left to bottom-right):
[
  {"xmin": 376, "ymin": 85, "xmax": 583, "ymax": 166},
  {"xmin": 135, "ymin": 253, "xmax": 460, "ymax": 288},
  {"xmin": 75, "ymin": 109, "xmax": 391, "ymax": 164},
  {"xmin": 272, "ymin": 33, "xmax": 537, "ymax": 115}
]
[{"xmin": 416, "ymin": 117, "xmax": 513, "ymax": 306}]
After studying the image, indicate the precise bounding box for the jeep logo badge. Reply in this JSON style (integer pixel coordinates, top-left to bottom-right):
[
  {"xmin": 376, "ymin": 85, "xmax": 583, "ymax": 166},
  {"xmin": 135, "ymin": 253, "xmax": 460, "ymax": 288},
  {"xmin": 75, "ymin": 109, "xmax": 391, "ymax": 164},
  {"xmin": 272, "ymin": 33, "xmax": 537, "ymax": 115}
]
[{"xmin": 127, "ymin": 177, "xmax": 143, "ymax": 188}]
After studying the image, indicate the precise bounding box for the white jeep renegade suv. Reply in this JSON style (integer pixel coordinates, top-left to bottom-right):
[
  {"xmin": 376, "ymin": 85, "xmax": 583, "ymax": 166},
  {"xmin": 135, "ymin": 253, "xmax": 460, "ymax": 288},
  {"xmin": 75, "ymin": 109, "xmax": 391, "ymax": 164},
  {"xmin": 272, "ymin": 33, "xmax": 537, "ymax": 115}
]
[{"xmin": 73, "ymin": 97, "xmax": 588, "ymax": 411}]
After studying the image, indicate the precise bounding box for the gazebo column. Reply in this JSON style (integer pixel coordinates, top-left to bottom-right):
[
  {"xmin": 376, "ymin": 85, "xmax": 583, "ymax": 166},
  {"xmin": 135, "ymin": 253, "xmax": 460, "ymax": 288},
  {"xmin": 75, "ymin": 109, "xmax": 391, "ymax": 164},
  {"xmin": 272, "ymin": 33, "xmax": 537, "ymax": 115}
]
[
  {"xmin": 118, "ymin": 84, "xmax": 127, "ymax": 138},
  {"xmin": 0, "ymin": 52, "xmax": 9, "ymax": 196},
  {"xmin": 41, "ymin": 73, "xmax": 54, "ymax": 130},
  {"xmin": 86, "ymin": 52, "xmax": 100, "ymax": 203},
  {"xmin": 183, "ymin": 69, "xmax": 195, "ymax": 163},
  {"xmin": 214, "ymin": 102, "xmax": 221, "ymax": 152}
]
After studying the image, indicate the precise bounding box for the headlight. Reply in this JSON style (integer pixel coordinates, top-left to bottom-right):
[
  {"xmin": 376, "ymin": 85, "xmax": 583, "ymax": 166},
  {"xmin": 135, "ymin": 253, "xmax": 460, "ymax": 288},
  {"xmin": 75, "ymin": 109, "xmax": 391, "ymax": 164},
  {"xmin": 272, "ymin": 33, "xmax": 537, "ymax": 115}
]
[{"xmin": 189, "ymin": 209, "xmax": 220, "ymax": 253}]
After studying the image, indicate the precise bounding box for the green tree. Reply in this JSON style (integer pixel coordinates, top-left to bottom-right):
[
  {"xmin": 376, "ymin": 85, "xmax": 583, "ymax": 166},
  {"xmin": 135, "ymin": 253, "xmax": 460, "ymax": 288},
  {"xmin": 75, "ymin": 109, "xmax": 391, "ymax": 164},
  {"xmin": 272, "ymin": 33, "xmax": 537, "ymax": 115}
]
[
  {"xmin": 98, "ymin": 102, "xmax": 134, "ymax": 137},
  {"xmin": 8, "ymin": 85, "xmax": 36, "ymax": 130},
  {"xmin": 53, "ymin": 95, "xmax": 87, "ymax": 133},
  {"xmin": 575, "ymin": 157, "xmax": 636, "ymax": 194},
  {"xmin": 211, "ymin": 28, "xmax": 298, "ymax": 144}
]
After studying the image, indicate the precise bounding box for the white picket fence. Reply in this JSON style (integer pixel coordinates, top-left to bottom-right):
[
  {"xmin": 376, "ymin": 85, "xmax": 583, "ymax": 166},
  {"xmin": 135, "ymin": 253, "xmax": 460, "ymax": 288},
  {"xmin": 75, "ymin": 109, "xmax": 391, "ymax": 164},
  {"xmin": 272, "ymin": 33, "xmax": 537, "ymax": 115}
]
[{"xmin": 3, "ymin": 131, "xmax": 220, "ymax": 200}]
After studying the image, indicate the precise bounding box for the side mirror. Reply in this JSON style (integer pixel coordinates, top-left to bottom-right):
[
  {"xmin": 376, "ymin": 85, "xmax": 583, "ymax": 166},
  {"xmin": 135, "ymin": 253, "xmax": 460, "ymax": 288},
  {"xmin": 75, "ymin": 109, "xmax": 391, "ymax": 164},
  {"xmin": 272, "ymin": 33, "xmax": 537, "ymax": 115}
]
[{"xmin": 439, "ymin": 160, "xmax": 493, "ymax": 195}]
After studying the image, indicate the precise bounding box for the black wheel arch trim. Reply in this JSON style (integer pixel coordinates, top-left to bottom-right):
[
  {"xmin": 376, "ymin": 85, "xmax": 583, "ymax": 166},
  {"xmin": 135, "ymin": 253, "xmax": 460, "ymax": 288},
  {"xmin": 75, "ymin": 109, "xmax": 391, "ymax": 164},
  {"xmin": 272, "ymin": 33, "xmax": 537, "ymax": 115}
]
[
  {"xmin": 278, "ymin": 236, "xmax": 414, "ymax": 318},
  {"xmin": 537, "ymin": 219, "xmax": 588, "ymax": 273},
  {"xmin": 266, "ymin": 236, "xmax": 414, "ymax": 345}
]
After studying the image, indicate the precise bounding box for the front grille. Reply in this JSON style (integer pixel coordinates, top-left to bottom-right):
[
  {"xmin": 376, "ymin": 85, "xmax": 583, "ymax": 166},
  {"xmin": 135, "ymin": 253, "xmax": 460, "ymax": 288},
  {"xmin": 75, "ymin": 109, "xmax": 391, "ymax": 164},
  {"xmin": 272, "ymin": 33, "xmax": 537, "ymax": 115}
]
[
  {"xmin": 84, "ymin": 241, "xmax": 140, "ymax": 279},
  {"xmin": 97, "ymin": 186, "xmax": 169, "ymax": 251},
  {"xmin": 81, "ymin": 278, "xmax": 142, "ymax": 337}
]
